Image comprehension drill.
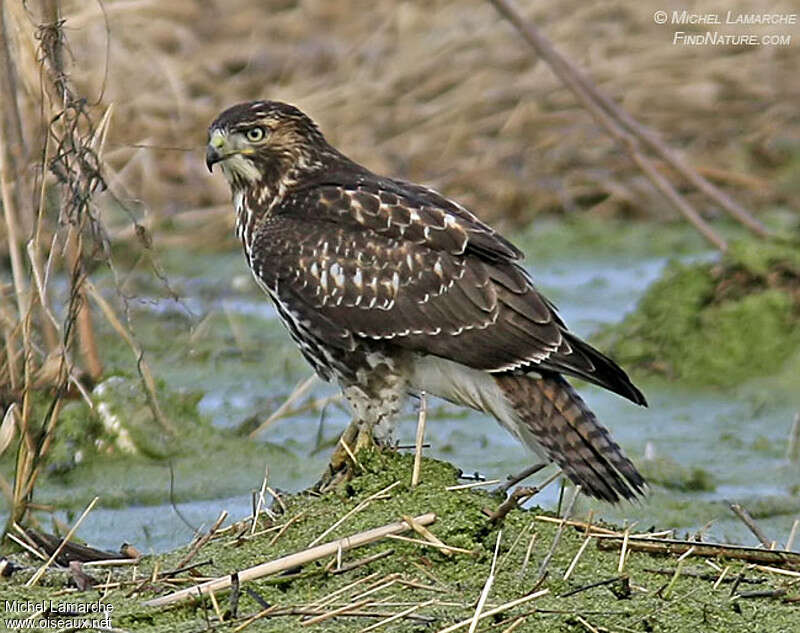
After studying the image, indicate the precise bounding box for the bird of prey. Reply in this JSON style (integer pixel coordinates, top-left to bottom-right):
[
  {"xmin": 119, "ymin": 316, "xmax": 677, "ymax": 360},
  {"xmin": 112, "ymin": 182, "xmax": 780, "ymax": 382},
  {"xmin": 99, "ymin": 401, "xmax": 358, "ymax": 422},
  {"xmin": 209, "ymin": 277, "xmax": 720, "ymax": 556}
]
[{"xmin": 206, "ymin": 100, "xmax": 647, "ymax": 502}]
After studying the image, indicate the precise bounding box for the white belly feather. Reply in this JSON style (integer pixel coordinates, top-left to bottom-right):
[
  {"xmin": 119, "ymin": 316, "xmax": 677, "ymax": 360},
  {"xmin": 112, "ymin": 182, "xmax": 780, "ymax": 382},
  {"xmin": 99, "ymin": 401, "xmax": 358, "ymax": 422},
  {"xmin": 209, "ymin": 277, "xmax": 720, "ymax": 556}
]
[{"xmin": 409, "ymin": 355, "xmax": 548, "ymax": 460}]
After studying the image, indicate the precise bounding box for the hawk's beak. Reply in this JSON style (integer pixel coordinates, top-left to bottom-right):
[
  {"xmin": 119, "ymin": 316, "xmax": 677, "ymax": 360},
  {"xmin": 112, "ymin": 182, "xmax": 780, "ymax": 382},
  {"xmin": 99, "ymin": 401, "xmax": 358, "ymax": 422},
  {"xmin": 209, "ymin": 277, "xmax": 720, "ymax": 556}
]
[
  {"xmin": 206, "ymin": 146, "xmax": 222, "ymax": 173},
  {"xmin": 206, "ymin": 130, "xmax": 228, "ymax": 172}
]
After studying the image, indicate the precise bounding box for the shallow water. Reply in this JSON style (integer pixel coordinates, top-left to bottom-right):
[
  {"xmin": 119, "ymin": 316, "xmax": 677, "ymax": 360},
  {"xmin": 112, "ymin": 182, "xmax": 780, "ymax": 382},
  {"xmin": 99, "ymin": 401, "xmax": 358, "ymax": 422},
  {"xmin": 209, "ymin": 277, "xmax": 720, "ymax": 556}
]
[{"xmin": 4, "ymin": 222, "xmax": 798, "ymax": 554}]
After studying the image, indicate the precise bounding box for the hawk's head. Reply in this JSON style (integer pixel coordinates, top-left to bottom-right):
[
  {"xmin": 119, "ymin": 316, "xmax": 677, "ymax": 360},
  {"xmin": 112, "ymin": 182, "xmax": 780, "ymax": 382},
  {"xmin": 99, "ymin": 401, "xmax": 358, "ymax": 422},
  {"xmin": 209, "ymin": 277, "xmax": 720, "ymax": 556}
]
[{"xmin": 206, "ymin": 101, "xmax": 330, "ymax": 190}]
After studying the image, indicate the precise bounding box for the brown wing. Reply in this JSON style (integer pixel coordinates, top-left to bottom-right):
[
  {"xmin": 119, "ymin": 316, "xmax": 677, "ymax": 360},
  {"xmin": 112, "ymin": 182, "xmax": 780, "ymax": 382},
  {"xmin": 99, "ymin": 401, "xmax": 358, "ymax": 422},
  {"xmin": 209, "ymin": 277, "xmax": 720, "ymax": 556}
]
[{"xmin": 251, "ymin": 179, "xmax": 646, "ymax": 405}]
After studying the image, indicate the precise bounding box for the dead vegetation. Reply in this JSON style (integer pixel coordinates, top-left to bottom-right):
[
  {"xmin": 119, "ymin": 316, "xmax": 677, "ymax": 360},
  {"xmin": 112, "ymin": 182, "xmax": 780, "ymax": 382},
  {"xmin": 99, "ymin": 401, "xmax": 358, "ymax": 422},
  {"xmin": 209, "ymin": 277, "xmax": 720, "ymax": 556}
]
[
  {"xmin": 5, "ymin": 0, "xmax": 800, "ymax": 251},
  {"xmin": 1, "ymin": 0, "xmax": 798, "ymax": 596},
  {"xmin": 2, "ymin": 452, "xmax": 799, "ymax": 632}
]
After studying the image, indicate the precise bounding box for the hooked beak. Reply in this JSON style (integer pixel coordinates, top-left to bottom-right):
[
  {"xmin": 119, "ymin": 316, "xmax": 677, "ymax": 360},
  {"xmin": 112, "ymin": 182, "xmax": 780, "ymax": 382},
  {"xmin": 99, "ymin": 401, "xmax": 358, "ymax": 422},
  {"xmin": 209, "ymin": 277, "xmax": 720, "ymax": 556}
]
[
  {"xmin": 206, "ymin": 129, "xmax": 228, "ymax": 172},
  {"xmin": 205, "ymin": 145, "xmax": 222, "ymax": 172}
]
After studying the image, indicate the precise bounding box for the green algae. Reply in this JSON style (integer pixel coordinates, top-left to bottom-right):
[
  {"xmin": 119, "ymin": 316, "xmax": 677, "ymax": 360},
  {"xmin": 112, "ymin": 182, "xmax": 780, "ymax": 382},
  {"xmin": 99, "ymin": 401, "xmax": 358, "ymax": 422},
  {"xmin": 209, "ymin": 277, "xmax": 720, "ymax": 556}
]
[
  {"xmin": 0, "ymin": 377, "xmax": 294, "ymax": 512},
  {"xmin": 593, "ymin": 238, "xmax": 800, "ymax": 386},
  {"xmin": 3, "ymin": 451, "xmax": 798, "ymax": 632},
  {"xmin": 636, "ymin": 456, "xmax": 716, "ymax": 493}
]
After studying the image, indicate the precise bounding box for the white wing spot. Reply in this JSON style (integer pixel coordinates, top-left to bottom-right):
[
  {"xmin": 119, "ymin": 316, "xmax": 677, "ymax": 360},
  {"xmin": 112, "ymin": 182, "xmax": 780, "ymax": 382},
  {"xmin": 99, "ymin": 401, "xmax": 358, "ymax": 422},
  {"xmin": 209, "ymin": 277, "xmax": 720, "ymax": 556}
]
[{"xmin": 330, "ymin": 262, "xmax": 345, "ymax": 287}]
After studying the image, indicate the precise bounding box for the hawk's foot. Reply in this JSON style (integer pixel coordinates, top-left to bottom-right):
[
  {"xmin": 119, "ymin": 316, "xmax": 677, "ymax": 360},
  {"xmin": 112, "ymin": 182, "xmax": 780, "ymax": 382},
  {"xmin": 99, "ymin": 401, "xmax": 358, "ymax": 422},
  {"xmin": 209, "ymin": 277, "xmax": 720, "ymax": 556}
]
[{"xmin": 313, "ymin": 420, "xmax": 379, "ymax": 493}]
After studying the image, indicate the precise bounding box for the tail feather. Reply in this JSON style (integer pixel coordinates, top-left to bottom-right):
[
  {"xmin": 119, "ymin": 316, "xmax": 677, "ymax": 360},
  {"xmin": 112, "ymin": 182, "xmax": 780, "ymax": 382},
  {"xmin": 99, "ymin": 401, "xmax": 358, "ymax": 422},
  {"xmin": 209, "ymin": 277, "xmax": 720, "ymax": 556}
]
[
  {"xmin": 495, "ymin": 373, "xmax": 646, "ymax": 502},
  {"xmin": 410, "ymin": 355, "xmax": 645, "ymax": 503}
]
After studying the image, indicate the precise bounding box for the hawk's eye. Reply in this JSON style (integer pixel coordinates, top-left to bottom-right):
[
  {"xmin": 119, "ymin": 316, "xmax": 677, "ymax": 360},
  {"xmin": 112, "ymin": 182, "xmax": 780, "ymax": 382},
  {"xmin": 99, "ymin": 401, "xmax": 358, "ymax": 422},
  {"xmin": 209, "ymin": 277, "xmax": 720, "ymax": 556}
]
[{"xmin": 245, "ymin": 126, "xmax": 266, "ymax": 143}]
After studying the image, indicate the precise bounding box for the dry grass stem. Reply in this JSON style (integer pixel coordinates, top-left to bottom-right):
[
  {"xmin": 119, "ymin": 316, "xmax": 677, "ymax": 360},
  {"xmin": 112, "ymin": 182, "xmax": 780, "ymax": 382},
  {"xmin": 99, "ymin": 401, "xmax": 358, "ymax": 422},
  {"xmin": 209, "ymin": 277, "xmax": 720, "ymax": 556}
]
[
  {"xmin": 251, "ymin": 465, "xmax": 272, "ymax": 536},
  {"xmin": 446, "ymin": 480, "xmax": 502, "ymax": 491},
  {"xmin": 534, "ymin": 516, "xmax": 618, "ymax": 536},
  {"xmin": 301, "ymin": 598, "xmax": 373, "ymax": 627},
  {"xmin": 468, "ymin": 530, "xmax": 502, "ymax": 633},
  {"xmin": 309, "ymin": 481, "xmax": 401, "ymax": 547},
  {"xmin": 786, "ymin": 519, "xmax": 799, "ymax": 551},
  {"xmin": 490, "ymin": 470, "xmax": 561, "ymax": 523},
  {"xmin": 339, "ymin": 434, "xmax": 363, "ymax": 473},
  {"xmin": 5, "ymin": 532, "xmax": 47, "ymax": 560},
  {"xmin": 144, "ymin": 513, "xmax": 435, "ymax": 606},
  {"xmin": 232, "ymin": 605, "xmax": 280, "ymax": 632},
  {"xmin": 752, "ymin": 565, "xmax": 800, "ymax": 579},
  {"xmin": 713, "ymin": 566, "xmax": 730, "ymax": 590},
  {"xmin": 268, "ymin": 511, "xmax": 307, "ymax": 547},
  {"xmin": 564, "ymin": 535, "xmax": 592, "ymax": 581},
  {"xmin": 488, "ymin": 0, "xmax": 772, "ymax": 250},
  {"xmin": 249, "ymin": 373, "xmax": 317, "ymax": 438},
  {"xmin": 359, "ymin": 599, "xmax": 436, "ymax": 633},
  {"xmin": 574, "ymin": 615, "xmax": 600, "ymax": 633},
  {"xmin": 411, "ymin": 392, "xmax": 428, "ymax": 488},
  {"xmin": 25, "ymin": 496, "xmax": 99, "ymax": 587},
  {"xmin": 385, "ymin": 533, "xmax": 474, "ymax": 555},
  {"xmin": 519, "ymin": 532, "xmax": 537, "ymax": 578},
  {"xmin": 596, "ymin": 536, "xmax": 800, "ymax": 569},
  {"xmin": 84, "ymin": 281, "xmax": 173, "ymax": 434},
  {"xmin": 332, "ymin": 549, "xmax": 394, "ymax": 576},
  {"xmin": 500, "ymin": 616, "xmax": 527, "ymax": 633},
  {"xmin": 618, "ymin": 527, "xmax": 631, "ymax": 575},
  {"xmin": 497, "ymin": 463, "xmax": 547, "ymax": 494},
  {"xmin": 402, "ymin": 513, "xmax": 452, "ymax": 557},
  {"xmin": 435, "ymin": 588, "xmax": 550, "ymax": 633},
  {"xmin": 175, "ymin": 510, "xmax": 228, "ymax": 571},
  {"xmin": 536, "ymin": 484, "xmax": 581, "ymax": 579},
  {"xmin": 309, "ymin": 572, "xmax": 382, "ymax": 609}
]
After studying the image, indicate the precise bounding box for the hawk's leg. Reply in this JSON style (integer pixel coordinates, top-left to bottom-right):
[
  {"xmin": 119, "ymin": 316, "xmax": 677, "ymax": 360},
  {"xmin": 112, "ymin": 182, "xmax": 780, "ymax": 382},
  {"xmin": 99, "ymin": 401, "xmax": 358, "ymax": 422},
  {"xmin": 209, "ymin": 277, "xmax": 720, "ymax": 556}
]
[
  {"xmin": 313, "ymin": 417, "xmax": 382, "ymax": 493},
  {"xmin": 315, "ymin": 360, "xmax": 407, "ymax": 492}
]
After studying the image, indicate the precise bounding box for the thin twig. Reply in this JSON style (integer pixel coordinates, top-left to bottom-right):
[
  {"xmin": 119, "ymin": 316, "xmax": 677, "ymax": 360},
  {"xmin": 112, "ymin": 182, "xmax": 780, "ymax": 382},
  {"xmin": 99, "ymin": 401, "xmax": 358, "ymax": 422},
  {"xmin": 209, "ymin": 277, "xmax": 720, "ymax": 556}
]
[
  {"xmin": 174, "ymin": 511, "xmax": 227, "ymax": 571},
  {"xmin": 411, "ymin": 392, "xmax": 427, "ymax": 488},
  {"xmin": 497, "ymin": 463, "xmax": 547, "ymax": 494},
  {"xmin": 536, "ymin": 485, "xmax": 581, "ymax": 580},
  {"xmin": 489, "ymin": 471, "xmax": 561, "ymax": 523}
]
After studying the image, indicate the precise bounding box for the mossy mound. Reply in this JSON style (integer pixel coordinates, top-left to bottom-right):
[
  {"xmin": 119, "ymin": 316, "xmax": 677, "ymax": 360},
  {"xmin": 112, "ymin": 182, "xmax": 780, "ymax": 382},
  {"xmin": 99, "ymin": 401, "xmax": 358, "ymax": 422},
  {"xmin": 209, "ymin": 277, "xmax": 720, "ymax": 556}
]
[
  {"xmin": 2, "ymin": 451, "xmax": 798, "ymax": 632},
  {"xmin": 593, "ymin": 239, "xmax": 800, "ymax": 386}
]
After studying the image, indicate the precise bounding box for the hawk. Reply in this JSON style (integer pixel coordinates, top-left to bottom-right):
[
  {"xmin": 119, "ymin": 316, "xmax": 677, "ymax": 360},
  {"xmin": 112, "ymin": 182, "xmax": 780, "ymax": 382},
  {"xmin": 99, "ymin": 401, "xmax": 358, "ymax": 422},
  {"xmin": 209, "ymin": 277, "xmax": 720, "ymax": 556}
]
[{"xmin": 206, "ymin": 101, "xmax": 647, "ymax": 502}]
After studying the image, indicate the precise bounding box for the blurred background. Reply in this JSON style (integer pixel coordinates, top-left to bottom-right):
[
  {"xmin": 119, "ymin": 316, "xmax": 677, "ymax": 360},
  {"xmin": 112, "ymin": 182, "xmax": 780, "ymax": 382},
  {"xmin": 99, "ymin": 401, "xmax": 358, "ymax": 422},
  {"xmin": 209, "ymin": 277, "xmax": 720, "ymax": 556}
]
[{"xmin": 1, "ymin": 0, "xmax": 799, "ymax": 553}]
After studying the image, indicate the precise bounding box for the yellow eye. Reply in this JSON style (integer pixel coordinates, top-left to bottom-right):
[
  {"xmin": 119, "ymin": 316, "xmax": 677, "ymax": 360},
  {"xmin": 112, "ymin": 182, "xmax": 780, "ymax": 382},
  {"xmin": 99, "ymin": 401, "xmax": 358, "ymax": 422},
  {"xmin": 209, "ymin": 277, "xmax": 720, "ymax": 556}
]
[{"xmin": 246, "ymin": 126, "xmax": 266, "ymax": 142}]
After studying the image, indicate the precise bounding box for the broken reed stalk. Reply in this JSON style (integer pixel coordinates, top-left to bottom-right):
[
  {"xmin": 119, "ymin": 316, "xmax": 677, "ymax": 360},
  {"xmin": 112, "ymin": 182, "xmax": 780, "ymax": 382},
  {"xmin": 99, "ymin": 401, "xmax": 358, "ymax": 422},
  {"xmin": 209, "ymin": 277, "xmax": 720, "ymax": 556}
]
[
  {"xmin": 729, "ymin": 502, "xmax": 773, "ymax": 548},
  {"xmin": 596, "ymin": 535, "xmax": 800, "ymax": 569},
  {"xmin": 144, "ymin": 513, "xmax": 436, "ymax": 607},
  {"xmin": 25, "ymin": 496, "xmax": 99, "ymax": 587},
  {"xmin": 411, "ymin": 391, "xmax": 428, "ymax": 488},
  {"xmin": 488, "ymin": 0, "xmax": 772, "ymax": 250}
]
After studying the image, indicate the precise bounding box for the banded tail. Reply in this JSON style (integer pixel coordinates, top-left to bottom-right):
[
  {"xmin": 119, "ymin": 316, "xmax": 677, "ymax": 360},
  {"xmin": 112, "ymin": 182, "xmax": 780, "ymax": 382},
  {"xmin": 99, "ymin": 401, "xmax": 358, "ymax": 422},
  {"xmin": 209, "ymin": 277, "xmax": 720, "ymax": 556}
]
[
  {"xmin": 495, "ymin": 373, "xmax": 645, "ymax": 502},
  {"xmin": 411, "ymin": 355, "xmax": 645, "ymax": 503}
]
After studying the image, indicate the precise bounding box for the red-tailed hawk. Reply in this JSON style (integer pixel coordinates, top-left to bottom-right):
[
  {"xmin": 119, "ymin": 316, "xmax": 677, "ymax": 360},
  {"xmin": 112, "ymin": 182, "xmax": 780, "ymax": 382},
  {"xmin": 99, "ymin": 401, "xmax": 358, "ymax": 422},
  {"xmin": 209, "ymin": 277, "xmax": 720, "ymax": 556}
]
[{"xmin": 206, "ymin": 101, "xmax": 647, "ymax": 502}]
